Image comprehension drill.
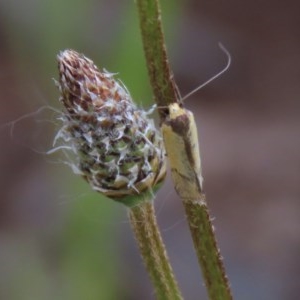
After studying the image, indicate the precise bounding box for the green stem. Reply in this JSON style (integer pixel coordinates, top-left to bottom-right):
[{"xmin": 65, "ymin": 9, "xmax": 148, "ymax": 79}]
[
  {"xmin": 184, "ymin": 195, "xmax": 232, "ymax": 300},
  {"xmin": 136, "ymin": 0, "xmax": 233, "ymax": 299},
  {"xmin": 129, "ymin": 199, "xmax": 183, "ymax": 300},
  {"xmin": 136, "ymin": 0, "xmax": 180, "ymax": 118}
]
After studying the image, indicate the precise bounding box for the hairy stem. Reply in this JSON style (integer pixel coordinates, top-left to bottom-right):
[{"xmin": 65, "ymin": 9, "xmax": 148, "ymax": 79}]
[
  {"xmin": 184, "ymin": 195, "xmax": 232, "ymax": 300},
  {"xmin": 136, "ymin": 0, "xmax": 233, "ymax": 299},
  {"xmin": 129, "ymin": 200, "xmax": 183, "ymax": 300},
  {"xmin": 136, "ymin": 0, "xmax": 180, "ymax": 118}
]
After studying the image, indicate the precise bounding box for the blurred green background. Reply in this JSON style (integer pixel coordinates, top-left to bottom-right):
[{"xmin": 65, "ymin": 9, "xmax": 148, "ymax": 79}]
[
  {"xmin": 1, "ymin": 0, "xmax": 300, "ymax": 299},
  {"xmin": 0, "ymin": 1, "xmax": 181, "ymax": 299}
]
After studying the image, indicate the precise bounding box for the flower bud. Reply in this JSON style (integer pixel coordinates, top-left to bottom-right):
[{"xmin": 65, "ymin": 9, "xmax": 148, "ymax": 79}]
[{"xmin": 55, "ymin": 50, "xmax": 166, "ymax": 204}]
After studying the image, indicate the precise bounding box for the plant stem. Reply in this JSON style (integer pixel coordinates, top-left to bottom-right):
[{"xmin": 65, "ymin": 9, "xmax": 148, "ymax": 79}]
[
  {"xmin": 136, "ymin": 0, "xmax": 180, "ymax": 118},
  {"xmin": 129, "ymin": 199, "xmax": 183, "ymax": 300},
  {"xmin": 136, "ymin": 0, "xmax": 233, "ymax": 299},
  {"xmin": 183, "ymin": 195, "xmax": 232, "ymax": 300},
  {"xmin": 161, "ymin": 103, "xmax": 233, "ymax": 300}
]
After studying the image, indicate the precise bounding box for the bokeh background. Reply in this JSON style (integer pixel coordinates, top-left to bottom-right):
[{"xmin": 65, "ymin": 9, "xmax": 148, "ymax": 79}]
[{"xmin": 1, "ymin": 0, "xmax": 300, "ymax": 299}]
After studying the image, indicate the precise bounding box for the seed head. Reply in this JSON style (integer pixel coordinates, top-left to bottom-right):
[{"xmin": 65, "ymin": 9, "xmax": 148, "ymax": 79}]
[{"xmin": 55, "ymin": 49, "xmax": 166, "ymax": 203}]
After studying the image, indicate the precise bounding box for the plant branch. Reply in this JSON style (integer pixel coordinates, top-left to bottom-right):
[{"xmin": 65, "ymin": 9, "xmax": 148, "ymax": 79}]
[
  {"xmin": 129, "ymin": 198, "xmax": 183, "ymax": 300},
  {"xmin": 136, "ymin": 0, "xmax": 180, "ymax": 118},
  {"xmin": 136, "ymin": 0, "xmax": 233, "ymax": 299},
  {"xmin": 184, "ymin": 195, "xmax": 232, "ymax": 299}
]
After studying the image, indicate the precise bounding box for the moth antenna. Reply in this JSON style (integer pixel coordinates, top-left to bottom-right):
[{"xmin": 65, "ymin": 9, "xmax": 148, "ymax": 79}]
[{"xmin": 181, "ymin": 43, "xmax": 231, "ymax": 102}]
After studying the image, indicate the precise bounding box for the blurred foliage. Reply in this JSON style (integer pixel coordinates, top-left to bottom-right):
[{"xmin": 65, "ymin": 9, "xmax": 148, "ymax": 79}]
[{"xmin": 0, "ymin": 1, "xmax": 181, "ymax": 299}]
